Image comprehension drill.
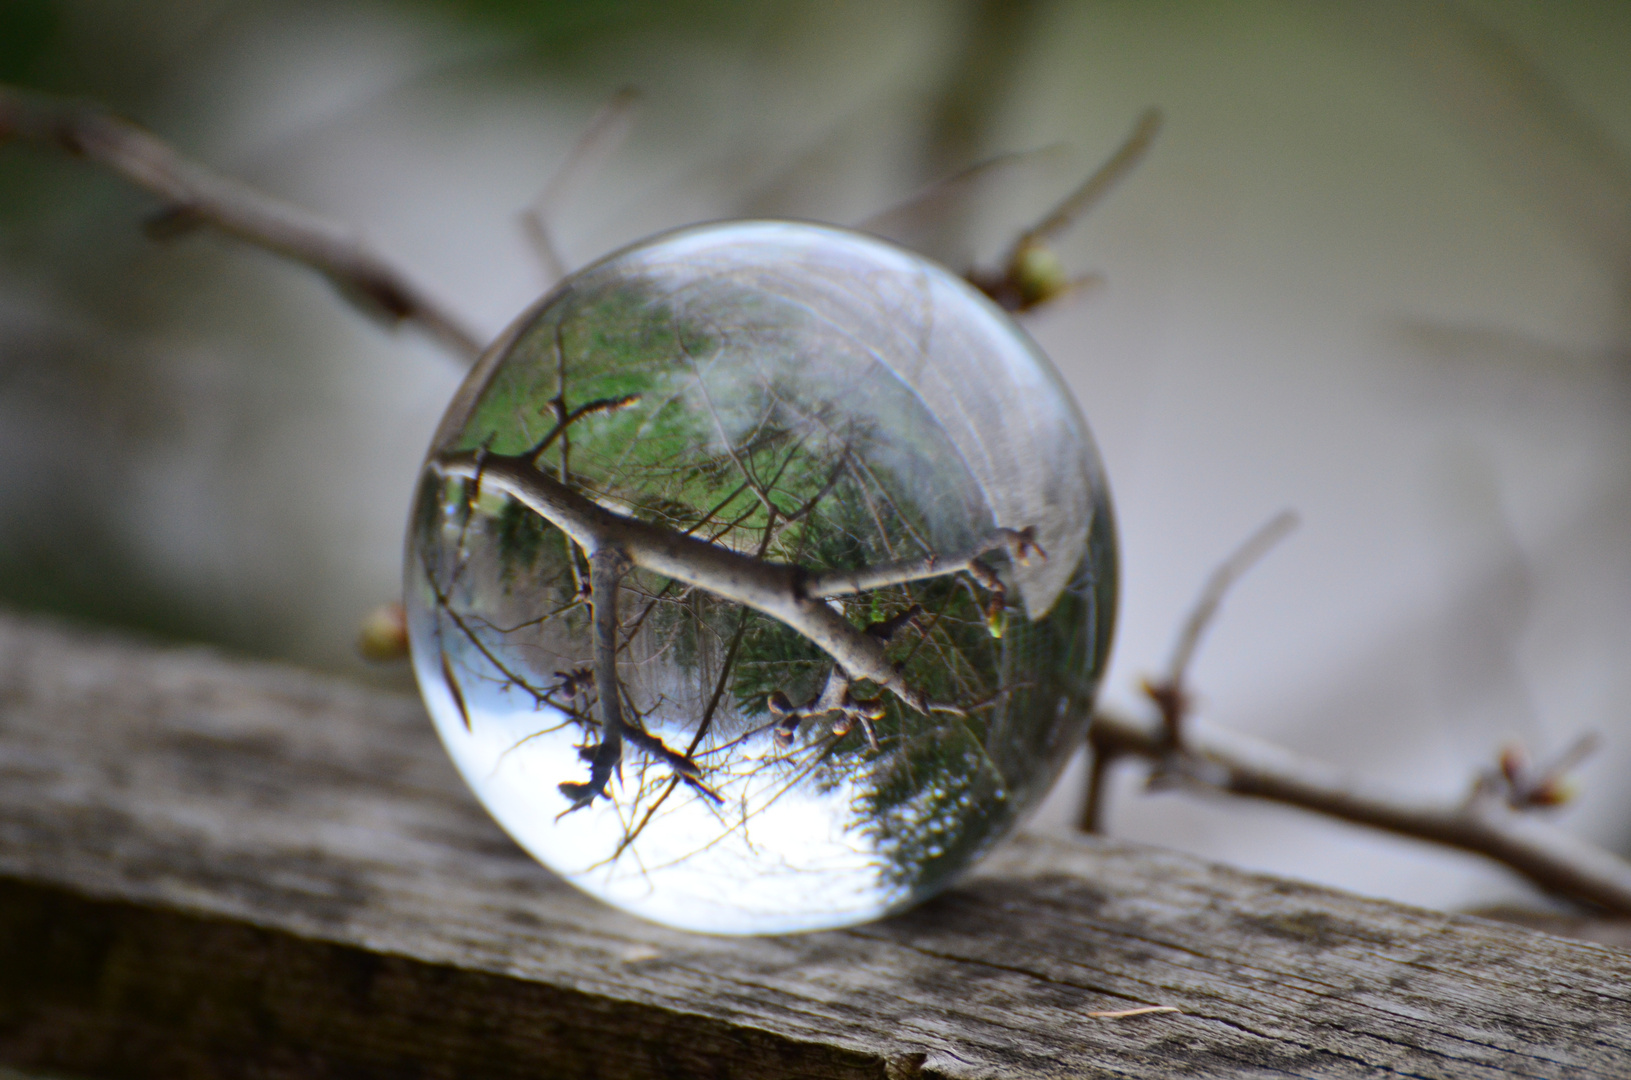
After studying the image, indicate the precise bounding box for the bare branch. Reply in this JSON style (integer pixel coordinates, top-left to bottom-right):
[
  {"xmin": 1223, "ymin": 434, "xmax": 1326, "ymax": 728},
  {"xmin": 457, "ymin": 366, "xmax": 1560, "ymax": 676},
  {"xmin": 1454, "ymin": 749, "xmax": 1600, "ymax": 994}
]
[
  {"xmin": 422, "ymin": 558, "xmax": 556, "ymax": 711},
  {"xmin": 768, "ymin": 606, "xmax": 923, "ymax": 753},
  {"xmin": 432, "ymin": 449, "xmax": 974, "ymax": 717},
  {"xmin": 556, "ymin": 548, "xmax": 705, "ymax": 813},
  {"xmin": 1086, "ymin": 708, "xmax": 1631, "ymax": 915},
  {"xmin": 684, "ymin": 339, "xmax": 785, "ymax": 522},
  {"xmin": 804, "ymin": 526, "xmax": 1043, "ymax": 598},
  {"xmin": 1009, "ymin": 109, "xmax": 1162, "ymax": 255},
  {"xmin": 589, "ymin": 551, "xmax": 631, "ymax": 737},
  {"xmin": 854, "ymin": 144, "xmax": 1065, "ymax": 248},
  {"xmin": 526, "ymin": 393, "xmax": 643, "ymax": 462},
  {"xmin": 1078, "ymin": 744, "xmax": 1116, "ymax": 835},
  {"xmin": 0, "ymin": 84, "xmax": 485, "ymax": 364},
  {"xmin": 1082, "ymin": 509, "xmax": 1631, "ymax": 915},
  {"xmin": 968, "ymin": 109, "xmax": 1162, "ymax": 313},
  {"xmin": 1162, "ymin": 509, "xmax": 1299, "ymax": 689},
  {"xmin": 1485, "ymin": 733, "xmax": 1600, "ymax": 809},
  {"xmin": 771, "ymin": 671, "xmax": 883, "ymax": 753},
  {"xmin": 556, "ymin": 551, "xmax": 628, "ymax": 813}
]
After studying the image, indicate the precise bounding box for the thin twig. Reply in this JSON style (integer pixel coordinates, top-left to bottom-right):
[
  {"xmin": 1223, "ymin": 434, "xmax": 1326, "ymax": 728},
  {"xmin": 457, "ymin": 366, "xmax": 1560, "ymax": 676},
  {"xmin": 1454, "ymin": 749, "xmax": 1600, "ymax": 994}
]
[
  {"xmin": 1079, "ymin": 746, "xmax": 1116, "ymax": 837},
  {"xmin": 1086, "ymin": 708, "xmax": 1631, "ymax": 914},
  {"xmin": 436, "ymin": 448, "xmax": 996, "ymax": 719},
  {"xmin": 803, "ymin": 526, "xmax": 1043, "ymax": 599},
  {"xmin": 1081, "ymin": 510, "xmax": 1631, "ymax": 915},
  {"xmin": 967, "ymin": 109, "xmax": 1162, "ymax": 313},
  {"xmin": 1009, "ymin": 108, "xmax": 1163, "ymax": 257},
  {"xmin": 854, "ymin": 144, "xmax": 1065, "ymax": 248},
  {"xmin": 558, "ymin": 549, "xmax": 632, "ymax": 813},
  {"xmin": 0, "ymin": 84, "xmax": 484, "ymax": 364},
  {"xmin": 1133, "ymin": 509, "xmax": 1297, "ymax": 753},
  {"xmin": 1162, "ymin": 509, "xmax": 1299, "ymax": 689}
]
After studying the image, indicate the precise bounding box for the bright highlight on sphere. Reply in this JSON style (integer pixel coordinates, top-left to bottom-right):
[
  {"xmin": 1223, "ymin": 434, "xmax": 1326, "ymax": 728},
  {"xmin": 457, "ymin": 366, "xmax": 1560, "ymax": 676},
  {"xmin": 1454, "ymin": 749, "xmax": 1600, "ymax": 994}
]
[{"xmin": 406, "ymin": 220, "xmax": 1116, "ymax": 934}]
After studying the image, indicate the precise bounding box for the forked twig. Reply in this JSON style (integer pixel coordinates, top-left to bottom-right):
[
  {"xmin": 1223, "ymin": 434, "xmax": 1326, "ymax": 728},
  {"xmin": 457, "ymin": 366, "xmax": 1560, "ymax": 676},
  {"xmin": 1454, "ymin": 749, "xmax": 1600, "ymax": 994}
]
[
  {"xmin": 1081, "ymin": 512, "xmax": 1631, "ymax": 915},
  {"xmin": 968, "ymin": 109, "xmax": 1163, "ymax": 313},
  {"xmin": 0, "ymin": 84, "xmax": 485, "ymax": 364},
  {"xmin": 1159, "ymin": 509, "xmax": 1298, "ymax": 693}
]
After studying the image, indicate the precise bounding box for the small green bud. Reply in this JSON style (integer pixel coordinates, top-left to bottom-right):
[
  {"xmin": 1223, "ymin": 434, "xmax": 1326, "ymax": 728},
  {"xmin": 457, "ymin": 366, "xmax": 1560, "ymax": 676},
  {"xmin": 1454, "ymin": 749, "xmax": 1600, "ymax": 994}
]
[{"xmin": 1015, "ymin": 243, "xmax": 1067, "ymax": 307}]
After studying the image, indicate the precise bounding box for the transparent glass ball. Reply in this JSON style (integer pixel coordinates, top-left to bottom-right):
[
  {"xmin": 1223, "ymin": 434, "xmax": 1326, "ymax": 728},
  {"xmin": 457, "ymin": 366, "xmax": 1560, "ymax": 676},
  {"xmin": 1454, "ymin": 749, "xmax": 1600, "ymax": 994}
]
[{"xmin": 406, "ymin": 221, "xmax": 1116, "ymax": 934}]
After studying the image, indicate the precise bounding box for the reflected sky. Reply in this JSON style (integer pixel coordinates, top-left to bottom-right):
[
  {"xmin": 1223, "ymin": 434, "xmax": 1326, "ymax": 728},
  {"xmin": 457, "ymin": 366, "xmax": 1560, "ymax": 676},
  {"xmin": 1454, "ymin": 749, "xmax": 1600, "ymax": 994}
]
[{"xmin": 419, "ymin": 623, "xmax": 900, "ymax": 933}]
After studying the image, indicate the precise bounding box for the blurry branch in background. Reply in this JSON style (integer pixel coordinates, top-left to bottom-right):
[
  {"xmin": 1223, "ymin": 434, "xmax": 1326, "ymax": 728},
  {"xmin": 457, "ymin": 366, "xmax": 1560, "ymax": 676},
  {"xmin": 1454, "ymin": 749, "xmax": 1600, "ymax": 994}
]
[
  {"xmin": 967, "ymin": 109, "xmax": 1162, "ymax": 313},
  {"xmin": 857, "ymin": 144, "xmax": 1064, "ymax": 252},
  {"xmin": 0, "ymin": 78, "xmax": 1159, "ymax": 361},
  {"xmin": 1082, "ymin": 513, "xmax": 1631, "ymax": 915},
  {"xmin": 1007, "ymin": 108, "xmax": 1163, "ymax": 264},
  {"xmin": 520, "ymin": 86, "xmax": 641, "ymax": 286},
  {"xmin": 0, "ymin": 84, "xmax": 485, "ymax": 365}
]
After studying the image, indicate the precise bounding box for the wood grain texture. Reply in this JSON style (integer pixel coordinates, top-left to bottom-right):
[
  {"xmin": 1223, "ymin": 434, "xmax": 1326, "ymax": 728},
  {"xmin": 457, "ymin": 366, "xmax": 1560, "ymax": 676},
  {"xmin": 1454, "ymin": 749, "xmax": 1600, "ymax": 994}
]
[{"xmin": 0, "ymin": 611, "xmax": 1627, "ymax": 1079}]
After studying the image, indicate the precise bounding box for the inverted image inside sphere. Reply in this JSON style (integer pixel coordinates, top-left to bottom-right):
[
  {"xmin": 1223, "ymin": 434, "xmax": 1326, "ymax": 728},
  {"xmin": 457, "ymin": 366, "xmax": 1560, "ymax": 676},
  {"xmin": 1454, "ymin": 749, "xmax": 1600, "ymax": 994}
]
[{"xmin": 406, "ymin": 221, "xmax": 1115, "ymax": 934}]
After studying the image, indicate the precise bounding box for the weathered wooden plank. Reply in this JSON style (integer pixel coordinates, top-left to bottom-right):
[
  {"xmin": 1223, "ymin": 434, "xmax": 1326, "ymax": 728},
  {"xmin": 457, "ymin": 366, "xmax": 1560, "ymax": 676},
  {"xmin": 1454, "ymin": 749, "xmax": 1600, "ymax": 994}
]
[{"xmin": 0, "ymin": 610, "xmax": 1626, "ymax": 1079}]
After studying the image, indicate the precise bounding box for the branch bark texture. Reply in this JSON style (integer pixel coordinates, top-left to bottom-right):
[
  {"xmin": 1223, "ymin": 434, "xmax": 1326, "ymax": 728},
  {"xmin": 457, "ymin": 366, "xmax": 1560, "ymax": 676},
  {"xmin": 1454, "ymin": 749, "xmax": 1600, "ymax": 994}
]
[
  {"xmin": 434, "ymin": 449, "xmax": 978, "ymax": 718},
  {"xmin": 1086, "ymin": 709, "xmax": 1631, "ymax": 915},
  {"xmin": 0, "ymin": 84, "xmax": 485, "ymax": 363}
]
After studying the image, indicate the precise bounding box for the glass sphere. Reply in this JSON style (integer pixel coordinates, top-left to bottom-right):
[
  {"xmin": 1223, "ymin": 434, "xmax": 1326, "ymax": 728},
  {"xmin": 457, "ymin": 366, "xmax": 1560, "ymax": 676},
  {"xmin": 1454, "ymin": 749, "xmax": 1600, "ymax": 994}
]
[{"xmin": 406, "ymin": 221, "xmax": 1115, "ymax": 934}]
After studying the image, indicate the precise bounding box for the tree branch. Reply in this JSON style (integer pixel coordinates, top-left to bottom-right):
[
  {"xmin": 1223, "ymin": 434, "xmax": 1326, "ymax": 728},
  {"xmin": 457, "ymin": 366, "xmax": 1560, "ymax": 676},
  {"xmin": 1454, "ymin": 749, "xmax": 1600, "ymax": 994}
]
[
  {"xmin": 1008, "ymin": 109, "xmax": 1162, "ymax": 257},
  {"xmin": 1081, "ymin": 511, "xmax": 1631, "ymax": 916},
  {"xmin": 803, "ymin": 526, "xmax": 1042, "ymax": 600},
  {"xmin": 520, "ymin": 86, "xmax": 640, "ymax": 286},
  {"xmin": 967, "ymin": 109, "xmax": 1162, "ymax": 313},
  {"xmin": 1160, "ymin": 510, "xmax": 1297, "ymax": 691},
  {"xmin": 767, "ymin": 606, "xmax": 921, "ymax": 752},
  {"xmin": 854, "ymin": 145, "xmax": 1063, "ymax": 249},
  {"xmin": 553, "ymin": 548, "xmax": 705, "ymax": 812},
  {"xmin": 0, "ymin": 84, "xmax": 485, "ymax": 364},
  {"xmin": 1085, "ymin": 708, "xmax": 1631, "ymax": 914},
  {"xmin": 432, "ymin": 450, "xmax": 973, "ymax": 717},
  {"xmin": 589, "ymin": 548, "xmax": 629, "ymax": 735}
]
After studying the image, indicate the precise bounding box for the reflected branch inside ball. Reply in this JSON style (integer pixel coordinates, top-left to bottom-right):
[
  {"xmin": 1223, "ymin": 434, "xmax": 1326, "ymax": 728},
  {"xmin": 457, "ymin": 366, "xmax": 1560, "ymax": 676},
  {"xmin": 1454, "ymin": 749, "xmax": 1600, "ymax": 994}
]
[{"xmin": 430, "ymin": 444, "xmax": 1039, "ymax": 808}]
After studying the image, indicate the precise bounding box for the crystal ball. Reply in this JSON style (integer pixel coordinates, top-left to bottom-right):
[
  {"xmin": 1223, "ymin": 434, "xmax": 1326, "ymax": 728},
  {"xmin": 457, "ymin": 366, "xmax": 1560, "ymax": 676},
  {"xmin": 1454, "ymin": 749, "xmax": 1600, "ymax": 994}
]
[{"xmin": 406, "ymin": 220, "xmax": 1115, "ymax": 934}]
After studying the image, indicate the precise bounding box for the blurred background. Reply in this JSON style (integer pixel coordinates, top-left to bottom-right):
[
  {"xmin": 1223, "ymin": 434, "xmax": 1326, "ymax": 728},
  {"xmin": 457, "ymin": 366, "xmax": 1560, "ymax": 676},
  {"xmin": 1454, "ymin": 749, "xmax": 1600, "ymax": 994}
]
[{"xmin": 1, "ymin": 0, "xmax": 1628, "ymax": 916}]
